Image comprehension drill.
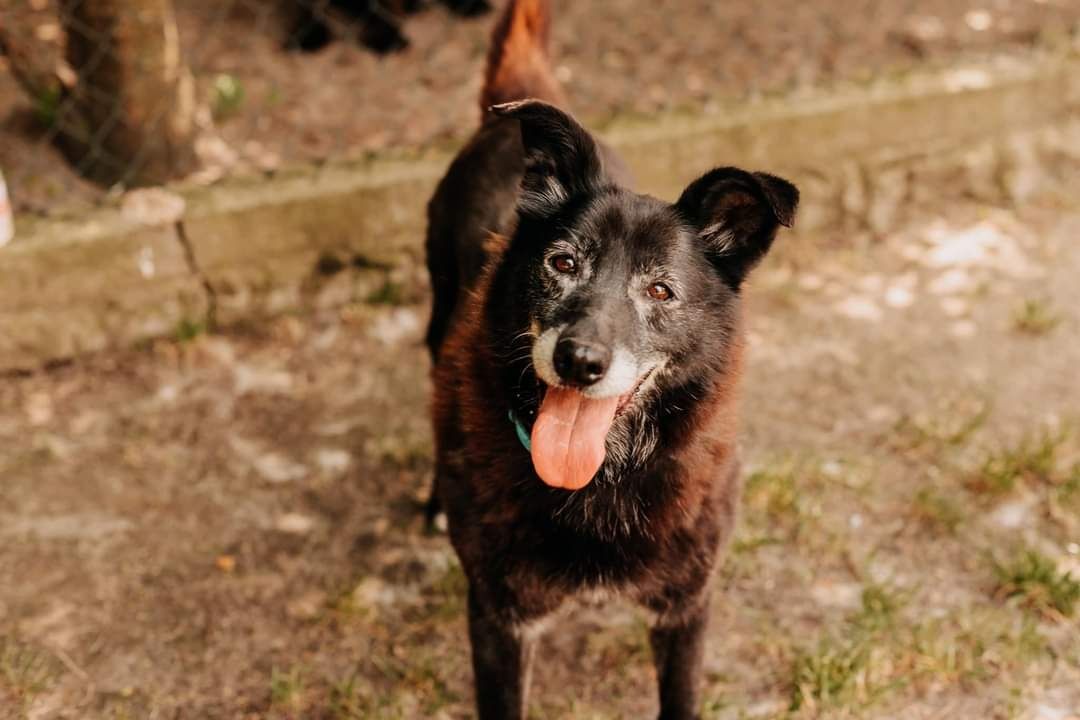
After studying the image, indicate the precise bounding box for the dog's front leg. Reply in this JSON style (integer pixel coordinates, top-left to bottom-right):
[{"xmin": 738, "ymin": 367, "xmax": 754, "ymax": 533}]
[
  {"xmin": 467, "ymin": 588, "xmax": 537, "ymax": 720},
  {"xmin": 649, "ymin": 602, "xmax": 709, "ymax": 720}
]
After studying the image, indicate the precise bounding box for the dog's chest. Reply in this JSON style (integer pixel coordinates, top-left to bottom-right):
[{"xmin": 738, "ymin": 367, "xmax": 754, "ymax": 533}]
[{"xmin": 515, "ymin": 580, "xmax": 658, "ymax": 639}]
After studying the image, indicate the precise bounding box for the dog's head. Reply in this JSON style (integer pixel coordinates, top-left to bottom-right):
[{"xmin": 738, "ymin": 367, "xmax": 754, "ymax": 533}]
[{"xmin": 488, "ymin": 100, "xmax": 798, "ymax": 490}]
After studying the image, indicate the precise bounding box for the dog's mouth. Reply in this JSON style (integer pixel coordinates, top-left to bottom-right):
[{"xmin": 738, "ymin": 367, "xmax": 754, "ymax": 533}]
[
  {"xmin": 615, "ymin": 367, "xmax": 655, "ymax": 416},
  {"xmin": 534, "ymin": 366, "xmax": 653, "ymax": 416},
  {"xmin": 529, "ymin": 367, "xmax": 655, "ymax": 491}
]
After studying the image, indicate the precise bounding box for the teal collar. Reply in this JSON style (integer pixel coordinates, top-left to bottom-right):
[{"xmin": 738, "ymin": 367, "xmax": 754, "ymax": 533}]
[{"xmin": 508, "ymin": 409, "xmax": 531, "ymax": 451}]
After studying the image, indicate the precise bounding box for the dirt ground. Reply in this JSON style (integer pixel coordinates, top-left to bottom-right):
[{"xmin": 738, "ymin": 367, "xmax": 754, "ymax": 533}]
[
  {"xmin": 2, "ymin": 173, "xmax": 1079, "ymax": 719},
  {"xmin": 3, "ymin": 0, "xmax": 1080, "ymax": 213}
]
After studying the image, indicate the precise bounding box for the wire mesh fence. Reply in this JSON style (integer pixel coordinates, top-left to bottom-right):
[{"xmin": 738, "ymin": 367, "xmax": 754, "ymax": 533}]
[
  {"xmin": 0, "ymin": 0, "xmax": 499, "ymax": 216},
  {"xmin": 1, "ymin": 0, "xmax": 1078, "ymax": 218}
]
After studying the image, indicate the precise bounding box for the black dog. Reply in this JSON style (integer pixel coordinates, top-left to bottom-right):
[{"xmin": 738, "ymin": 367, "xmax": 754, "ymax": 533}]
[{"xmin": 425, "ymin": 1, "xmax": 798, "ymax": 717}]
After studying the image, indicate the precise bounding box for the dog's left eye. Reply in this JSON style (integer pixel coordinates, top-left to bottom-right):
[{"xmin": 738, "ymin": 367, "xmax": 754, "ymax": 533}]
[
  {"xmin": 550, "ymin": 254, "xmax": 577, "ymax": 274},
  {"xmin": 647, "ymin": 283, "xmax": 674, "ymax": 301}
]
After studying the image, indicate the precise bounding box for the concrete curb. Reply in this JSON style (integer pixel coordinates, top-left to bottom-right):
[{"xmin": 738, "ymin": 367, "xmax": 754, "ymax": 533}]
[{"xmin": 2, "ymin": 52, "xmax": 1078, "ymax": 371}]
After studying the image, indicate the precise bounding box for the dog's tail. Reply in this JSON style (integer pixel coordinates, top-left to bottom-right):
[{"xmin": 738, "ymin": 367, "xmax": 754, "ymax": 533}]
[{"xmin": 480, "ymin": 0, "xmax": 566, "ymax": 115}]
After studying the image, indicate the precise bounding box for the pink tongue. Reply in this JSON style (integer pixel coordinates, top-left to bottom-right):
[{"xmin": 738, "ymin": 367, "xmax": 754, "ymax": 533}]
[{"xmin": 530, "ymin": 386, "xmax": 620, "ymax": 490}]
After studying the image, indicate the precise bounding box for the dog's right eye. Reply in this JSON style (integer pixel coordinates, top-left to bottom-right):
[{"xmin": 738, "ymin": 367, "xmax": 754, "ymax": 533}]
[{"xmin": 550, "ymin": 254, "xmax": 577, "ymax": 274}]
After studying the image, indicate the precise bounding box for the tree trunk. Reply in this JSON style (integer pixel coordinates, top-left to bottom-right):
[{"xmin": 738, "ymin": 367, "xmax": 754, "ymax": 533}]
[
  {"xmin": 1, "ymin": 0, "xmax": 196, "ymax": 187},
  {"xmin": 60, "ymin": 0, "xmax": 195, "ymax": 185}
]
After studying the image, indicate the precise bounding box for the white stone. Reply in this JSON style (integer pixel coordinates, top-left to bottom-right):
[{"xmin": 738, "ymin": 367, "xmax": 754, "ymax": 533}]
[
  {"xmin": 275, "ymin": 513, "xmax": 315, "ymax": 535},
  {"xmin": 253, "ymin": 453, "xmax": 308, "ymax": 484},
  {"xmin": 314, "ymin": 447, "xmax": 351, "ymax": 476}
]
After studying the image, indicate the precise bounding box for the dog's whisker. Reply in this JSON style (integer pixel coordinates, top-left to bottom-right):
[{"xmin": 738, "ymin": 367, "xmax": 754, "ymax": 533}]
[{"xmin": 509, "ymin": 329, "xmax": 536, "ymax": 343}]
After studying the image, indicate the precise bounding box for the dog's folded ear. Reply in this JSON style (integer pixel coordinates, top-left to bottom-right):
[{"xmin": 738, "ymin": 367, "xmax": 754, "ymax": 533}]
[
  {"xmin": 675, "ymin": 167, "xmax": 799, "ymax": 287},
  {"xmin": 491, "ymin": 100, "xmax": 604, "ymax": 218}
]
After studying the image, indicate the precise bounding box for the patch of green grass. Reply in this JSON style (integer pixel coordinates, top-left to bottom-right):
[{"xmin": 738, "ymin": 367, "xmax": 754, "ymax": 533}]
[
  {"xmin": 789, "ymin": 600, "xmax": 1051, "ymax": 714},
  {"xmin": 894, "ymin": 397, "xmax": 991, "ymax": 450},
  {"xmin": 175, "ymin": 317, "xmax": 207, "ymax": 343},
  {"xmin": 102, "ymin": 699, "xmax": 143, "ymax": 720},
  {"xmin": 314, "ymin": 667, "xmax": 461, "ymax": 720},
  {"xmin": 367, "ymin": 432, "xmax": 432, "ymax": 470},
  {"xmin": 967, "ymin": 429, "xmax": 1066, "ymax": 497},
  {"xmin": 789, "ymin": 583, "xmax": 901, "ymax": 712},
  {"xmin": 741, "ymin": 457, "xmax": 836, "ymax": 552},
  {"xmin": 329, "ymin": 675, "xmax": 365, "ymax": 719},
  {"xmin": 412, "ymin": 656, "xmax": 461, "ymax": 715},
  {"xmin": 911, "ymin": 487, "xmax": 965, "ymax": 535},
  {"xmin": 366, "ymin": 279, "xmax": 405, "ymax": 306},
  {"xmin": 33, "ymin": 85, "xmax": 63, "ymax": 127},
  {"xmin": 269, "ymin": 665, "xmax": 306, "ymax": 708},
  {"xmin": 788, "ymin": 584, "xmax": 906, "ymax": 711},
  {"xmin": 265, "ymin": 83, "xmax": 284, "ymax": 107},
  {"xmin": 532, "ymin": 699, "xmax": 620, "ymax": 720},
  {"xmin": 585, "ymin": 618, "xmax": 651, "ymax": 670},
  {"xmin": 358, "ymin": 650, "xmax": 461, "ymax": 718},
  {"xmin": 730, "ymin": 535, "xmax": 785, "ymax": 554},
  {"xmin": 425, "ymin": 561, "xmax": 467, "ymax": 622},
  {"xmin": 1064, "ymin": 457, "xmax": 1080, "ymax": 486},
  {"xmin": 212, "ymin": 73, "xmax": 245, "ymax": 119},
  {"xmin": 744, "ymin": 459, "xmax": 801, "ymax": 523},
  {"xmin": 789, "ymin": 634, "xmax": 875, "ymax": 711},
  {"xmin": 0, "ymin": 638, "xmax": 54, "ymax": 713},
  {"xmin": 1012, "ymin": 298, "xmax": 1061, "ymax": 335},
  {"xmin": 331, "ymin": 576, "xmax": 391, "ymax": 621},
  {"xmin": 699, "ymin": 698, "xmax": 731, "ymax": 718},
  {"xmin": 1055, "ymin": 464, "xmax": 1080, "ymax": 508},
  {"xmin": 904, "ymin": 614, "xmax": 1009, "ymax": 686},
  {"xmin": 992, "ymin": 549, "xmax": 1080, "ymax": 620},
  {"xmin": 854, "ymin": 583, "xmax": 904, "ymax": 633}
]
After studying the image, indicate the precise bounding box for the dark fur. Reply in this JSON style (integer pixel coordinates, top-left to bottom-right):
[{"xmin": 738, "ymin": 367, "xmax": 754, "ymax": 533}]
[
  {"xmin": 286, "ymin": 0, "xmax": 491, "ymax": 54},
  {"xmin": 425, "ymin": 2, "xmax": 798, "ymax": 718}
]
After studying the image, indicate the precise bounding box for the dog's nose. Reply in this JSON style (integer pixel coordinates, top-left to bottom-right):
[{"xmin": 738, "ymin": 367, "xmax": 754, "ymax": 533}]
[{"xmin": 553, "ymin": 337, "xmax": 610, "ymax": 386}]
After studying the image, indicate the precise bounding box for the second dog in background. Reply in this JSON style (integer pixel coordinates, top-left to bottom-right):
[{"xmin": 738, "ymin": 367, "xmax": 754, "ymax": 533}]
[{"xmin": 286, "ymin": 0, "xmax": 492, "ymax": 54}]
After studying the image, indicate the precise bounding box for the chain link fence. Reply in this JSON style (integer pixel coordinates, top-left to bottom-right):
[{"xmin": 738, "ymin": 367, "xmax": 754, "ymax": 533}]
[
  {"xmin": 1, "ymin": 0, "xmax": 1078, "ymax": 218},
  {"xmin": 0, "ymin": 0, "xmax": 497, "ymax": 216}
]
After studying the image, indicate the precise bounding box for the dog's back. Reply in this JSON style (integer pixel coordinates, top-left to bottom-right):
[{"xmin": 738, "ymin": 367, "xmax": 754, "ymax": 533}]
[{"xmin": 424, "ymin": 0, "xmax": 557, "ymax": 360}]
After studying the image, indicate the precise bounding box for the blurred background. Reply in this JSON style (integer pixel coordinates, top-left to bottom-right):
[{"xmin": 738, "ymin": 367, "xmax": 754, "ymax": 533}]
[
  {"xmin": 3, "ymin": 0, "xmax": 1080, "ymax": 213},
  {"xmin": 1, "ymin": 1, "xmax": 1080, "ymax": 718}
]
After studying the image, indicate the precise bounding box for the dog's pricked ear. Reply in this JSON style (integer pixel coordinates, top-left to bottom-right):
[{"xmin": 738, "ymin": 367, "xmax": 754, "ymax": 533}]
[
  {"xmin": 675, "ymin": 167, "xmax": 799, "ymax": 287},
  {"xmin": 491, "ymin": 99, "xmax": 604, "ymax": 217}
]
